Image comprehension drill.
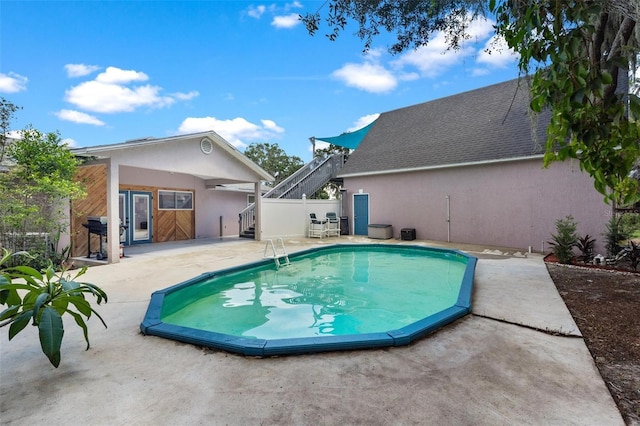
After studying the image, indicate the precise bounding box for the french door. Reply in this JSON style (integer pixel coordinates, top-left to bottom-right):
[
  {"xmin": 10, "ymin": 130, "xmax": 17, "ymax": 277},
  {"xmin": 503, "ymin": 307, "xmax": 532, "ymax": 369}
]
[{"xmin": 119, "ymin": 190, "xmax": 153, "ymax": 244}]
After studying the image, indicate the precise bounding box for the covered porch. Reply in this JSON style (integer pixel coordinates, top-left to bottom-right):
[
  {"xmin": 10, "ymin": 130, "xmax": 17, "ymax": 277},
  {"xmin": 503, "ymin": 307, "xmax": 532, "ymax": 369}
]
[{"xmin": 69, "ymin": 131, "xmax": 273, "ymax": 264}]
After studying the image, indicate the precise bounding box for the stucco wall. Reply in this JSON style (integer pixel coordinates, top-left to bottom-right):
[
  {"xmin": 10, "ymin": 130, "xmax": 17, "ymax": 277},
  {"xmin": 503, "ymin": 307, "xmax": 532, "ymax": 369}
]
[
  {"xmin": 201, "ymin": 189, "xmax": 250, "ymax": 238},
  {"xmin": 343, "ymin": 159, "xmax": 612, "ymax": 253},
  {"xmin": 120, "ymin": 166, "xmax": 248, "ymax": 238}
]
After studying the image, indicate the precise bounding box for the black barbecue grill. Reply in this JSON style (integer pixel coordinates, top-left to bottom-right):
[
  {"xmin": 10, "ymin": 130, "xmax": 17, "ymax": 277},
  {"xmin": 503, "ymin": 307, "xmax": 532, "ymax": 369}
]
[
  {"xmin": 82, "ymin": 216, "xmax": 108, "ymax": 259},
  {"xmin": 82, "ymin": 216, "xmax": 128, "ymax": 260}
]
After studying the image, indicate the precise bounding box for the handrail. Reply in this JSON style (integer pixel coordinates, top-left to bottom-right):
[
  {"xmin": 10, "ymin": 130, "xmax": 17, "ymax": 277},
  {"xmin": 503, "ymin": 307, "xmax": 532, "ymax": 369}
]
[{"xmin": 238, "ymin": 154, "xmax": 346, "ymax": 237}]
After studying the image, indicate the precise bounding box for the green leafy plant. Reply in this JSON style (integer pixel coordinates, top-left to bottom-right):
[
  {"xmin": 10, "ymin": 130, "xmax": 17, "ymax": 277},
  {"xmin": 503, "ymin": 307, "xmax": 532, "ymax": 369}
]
[
  {"xmin": 627, "ymin": 241, "xmax": 640, "ymax": 271},
  {"xmin": 576, "ymin": 234, "xmax": 596, "ymax": 263},
  {"xmin": 0, "ymin": 249, "xmax": 107, "ymax": 367},
  {"xmin": 603, "ymin": 216, "xmax": 630, "ymax": 258},
  {"xmin": 548, "ymin": 215, "xmax": 578, "ymax": 264}
]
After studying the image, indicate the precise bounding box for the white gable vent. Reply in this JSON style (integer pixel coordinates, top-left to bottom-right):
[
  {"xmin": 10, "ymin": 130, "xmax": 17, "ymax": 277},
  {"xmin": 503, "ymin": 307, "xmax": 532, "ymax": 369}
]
[{"xmin": 200, "ymin": 138, "xmax": 213, "ymax": 154}]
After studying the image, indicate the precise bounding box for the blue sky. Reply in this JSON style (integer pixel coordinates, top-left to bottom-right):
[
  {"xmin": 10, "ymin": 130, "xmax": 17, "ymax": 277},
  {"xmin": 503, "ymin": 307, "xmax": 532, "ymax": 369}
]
[{"xmin": 1, "ymin": 1, "xmax": 520, "ymax": 161}]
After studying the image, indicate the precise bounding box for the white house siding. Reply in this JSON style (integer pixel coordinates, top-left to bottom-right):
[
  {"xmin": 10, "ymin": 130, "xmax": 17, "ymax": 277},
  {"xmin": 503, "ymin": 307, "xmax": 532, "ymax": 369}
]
[{"xmin": 343, "ymin": 158, "xmax": 611, "ymax": 253}]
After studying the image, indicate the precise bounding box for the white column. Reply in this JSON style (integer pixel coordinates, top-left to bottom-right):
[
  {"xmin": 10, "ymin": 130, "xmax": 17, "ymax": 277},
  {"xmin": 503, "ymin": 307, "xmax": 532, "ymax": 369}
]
[
  {"xmin": 254, "ymin": 181, "xmax": 262, "ymax": 242},
  {"xmin": 106, "ymin": 158, "xmax": 120, "ymax": 263}
]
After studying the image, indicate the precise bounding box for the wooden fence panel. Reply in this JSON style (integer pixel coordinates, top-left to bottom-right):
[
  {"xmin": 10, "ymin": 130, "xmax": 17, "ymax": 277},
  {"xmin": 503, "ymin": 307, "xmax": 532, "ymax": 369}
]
[{"xmin": 71, "ymin": 164, "xmax": 107, "ymax": 258}]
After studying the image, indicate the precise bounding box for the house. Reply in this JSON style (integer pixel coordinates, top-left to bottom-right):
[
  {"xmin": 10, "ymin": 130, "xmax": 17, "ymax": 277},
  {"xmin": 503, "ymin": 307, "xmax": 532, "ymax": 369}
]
[
  {"xmin": 68, "ymin": 131, "xmax": 273, "ymax": 263},
  {"xmin": 337, "ymin": 78, "xmax": 611, "ymax": 252}
]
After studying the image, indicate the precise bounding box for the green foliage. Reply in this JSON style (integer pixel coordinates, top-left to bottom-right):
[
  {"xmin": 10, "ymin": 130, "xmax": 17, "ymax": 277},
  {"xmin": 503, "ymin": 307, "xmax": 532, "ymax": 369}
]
[
  {"xmin": 301, "ymin": 1, "xmax": 640, "ymax": 204},
  {"xmin": 301, "ymin": 0, "xmax": 488, "ymax": 54},
  {"xmin": 627, "ymin": 240, "xmax": 640, "ymax": 271},
  {"xmin": 493, "ymin": 1, "xmax": 640, "ymax": 205},
  {"xmin": 604, "ymin": 215, "xmax": 631, "ymax": 258},
  {"xmin": 576, "ymin": 234, "xmax": 596, "ymax": 263},
  {"xmin": 0, "ymin": 248, "xmax": 107, "ymax": 367},
  {"xmin": 548, "ymin": 215, "xmax": 578, "ymax": 264},
  {"xmin": 314, "ymin": 143, "xmax": 351, "ymax": 160},
  {"xmin": 0, "ymin": 125, "xmax": 86, "ymax": 267},
  {"xmin": 0, "ymin": 97, "xmax": 21, "ymax": 164},
  {"xmin": 310, "ymin": 143, "xmax": 350, "ymax": 199},
  {"xmin": 243, "ymin": 142, "xmax": 304, "ymax": 186}
]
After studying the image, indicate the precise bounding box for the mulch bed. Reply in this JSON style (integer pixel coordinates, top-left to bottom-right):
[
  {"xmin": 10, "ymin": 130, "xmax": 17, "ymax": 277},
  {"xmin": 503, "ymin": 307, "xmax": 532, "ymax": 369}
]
[{"xmin": 545, "ymin": 256, "xmax": 640, "ymax": 425}]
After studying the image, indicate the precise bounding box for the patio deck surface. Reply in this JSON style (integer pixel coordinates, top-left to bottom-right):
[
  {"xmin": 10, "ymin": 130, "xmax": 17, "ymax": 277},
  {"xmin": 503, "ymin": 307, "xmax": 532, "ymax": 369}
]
[{"xmin": 0, "ymin": 237, "xmax": 624, "ymax": 425}]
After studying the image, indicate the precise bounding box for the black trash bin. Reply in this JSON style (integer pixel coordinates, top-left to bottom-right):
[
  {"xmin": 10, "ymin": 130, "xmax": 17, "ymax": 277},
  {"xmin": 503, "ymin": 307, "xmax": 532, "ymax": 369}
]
[{"xmin": 340, "ymin": 216, "xmax": 349, "ymax": 235}]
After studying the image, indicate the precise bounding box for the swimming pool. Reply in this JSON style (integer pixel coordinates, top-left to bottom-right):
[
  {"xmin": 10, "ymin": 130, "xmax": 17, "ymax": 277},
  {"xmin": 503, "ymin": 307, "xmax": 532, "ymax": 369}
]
[{"xmin": 140, "ymin": 244, "xmax": 476, "ymax": 356}]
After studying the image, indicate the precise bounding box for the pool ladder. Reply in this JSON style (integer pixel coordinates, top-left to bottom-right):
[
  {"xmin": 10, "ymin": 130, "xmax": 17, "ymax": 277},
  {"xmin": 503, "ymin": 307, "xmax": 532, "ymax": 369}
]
[{"xmin": 264, "ymin": 238, "xmax": 290, "ymax": 269}]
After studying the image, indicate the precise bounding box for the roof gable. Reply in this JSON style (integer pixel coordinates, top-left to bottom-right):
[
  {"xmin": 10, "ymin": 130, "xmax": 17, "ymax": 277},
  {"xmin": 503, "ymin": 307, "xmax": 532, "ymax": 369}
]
[
  {"xmin": 339, "ymin": 78, "xmax": 550, "ymax": 177},
  {"xmin": 71, "ymin": 131, "xmax": 274, "ymax": 183}
]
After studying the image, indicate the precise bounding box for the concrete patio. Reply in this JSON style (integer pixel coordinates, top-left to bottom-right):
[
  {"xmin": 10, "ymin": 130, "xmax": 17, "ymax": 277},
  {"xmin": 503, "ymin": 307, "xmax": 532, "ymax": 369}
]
[{"xmin": 0, "ymin": 237, "xmax": 624, "ymax": 425}]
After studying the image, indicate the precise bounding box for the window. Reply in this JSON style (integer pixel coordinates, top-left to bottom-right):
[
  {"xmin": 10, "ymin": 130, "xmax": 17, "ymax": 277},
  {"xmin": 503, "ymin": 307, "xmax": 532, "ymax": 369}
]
[
  {"xmin": 247, "ymin": 194, "xmax": 255, "ymax": 206},
  {"xmin": 159, "ymin": 190, "xmax": 193, "ymax": 210}
]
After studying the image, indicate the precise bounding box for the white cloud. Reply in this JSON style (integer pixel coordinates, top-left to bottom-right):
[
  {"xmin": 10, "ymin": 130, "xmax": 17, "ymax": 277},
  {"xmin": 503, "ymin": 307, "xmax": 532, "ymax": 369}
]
[
  {"xmin": 65, "ymin": 64, "xmax": 100, "ymax": 78},
  {"xmin": 387, "ymin": 17, "xmax": 509, "ymax": 80},
  {"xmin": 346, "ymin": 113, "xmax": 380, "ymax": 132},
  {"xmin": 332, "ymin": 62, "xmax": 397, "ymax": 93},
  {"xmin": 284, "ymin": 1, "xmax": 302, "ymax": 11},
  {"xmin": 95, "ymin": 66, "xmax": 149, "ymax": 84},
  {"xmin": 65, "ymin": 80, "xmax": 174, "ymax": 113},
  {"xmin": 476, "ymin": 34, "xmax": 518, "ymax": 68},
  {"xmin": 247, "ymin": 5, "xmax": 266, "ymax": 19},
  {"xmin": 392, "ymin": 31, "xmax": 476, "ymax": 78},
  {"xmin": 7, "ymin": 130, "xmax": 22, "ymax": 139},
  {"xmin": 63, "ymin": 66, "xmax": 194, "ymax": 114},
  {"xmin": 471, "ymin": 68, "xmax": 491, "ymax": 77},
  {"xmin": 177, "ymin": 116, "xmax": 285, "ymax": 149},
  {"xmin": 55, "ymin": 109, "xmax": 106, "ymax": 126},
  {"xmin": 171, "ymin": 91, "xmax": 200, "ymax": 101},
  {"xmin": 271, "ymin": 13, "xmax": 301, "ymax": 29},
  {"xmin": 261, "ymin": 119, "xmax": 284, "ymax": 133},
  {"xmin": 0, "ymin": 72, "xmax": 28, "ymax": 93},
  {"xmin": 61, "ymin": 137, "xmax": 78, "ymax": 148}
]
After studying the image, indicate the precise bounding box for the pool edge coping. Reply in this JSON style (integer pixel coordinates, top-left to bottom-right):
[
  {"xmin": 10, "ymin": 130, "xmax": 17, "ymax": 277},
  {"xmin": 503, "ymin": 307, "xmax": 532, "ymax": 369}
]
[{"xmin": 140, "ymin": 243, "xmax": 477, "ymax": 357}]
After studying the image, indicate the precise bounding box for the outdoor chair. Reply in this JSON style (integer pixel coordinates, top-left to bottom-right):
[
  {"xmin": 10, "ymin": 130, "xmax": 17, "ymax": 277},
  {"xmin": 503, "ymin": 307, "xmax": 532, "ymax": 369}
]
[
  {"xmin": 325, "ymin": 212, "xmax": 340, "ymax": 237},
  {"xmin": 308, "ymin": 213, "xmax": 326, "ymax": 238}
]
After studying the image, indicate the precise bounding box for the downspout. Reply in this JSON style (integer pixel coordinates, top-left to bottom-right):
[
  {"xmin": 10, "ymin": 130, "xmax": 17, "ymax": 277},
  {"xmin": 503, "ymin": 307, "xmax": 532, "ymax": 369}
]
[{"xmin": 445, "ymin": 195, "xmax": 451, "ymax": 242}]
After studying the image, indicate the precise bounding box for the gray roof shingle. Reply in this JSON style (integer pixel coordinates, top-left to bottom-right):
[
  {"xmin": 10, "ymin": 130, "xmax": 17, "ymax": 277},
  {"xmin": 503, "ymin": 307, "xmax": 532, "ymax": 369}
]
[{"xmin": 339, "ymin": 78, "xmax": 550, "ymax": 176}]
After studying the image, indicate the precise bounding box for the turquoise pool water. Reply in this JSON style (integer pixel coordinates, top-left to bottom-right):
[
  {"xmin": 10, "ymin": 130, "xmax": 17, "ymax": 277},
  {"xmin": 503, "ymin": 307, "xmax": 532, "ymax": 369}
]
[
  {"xmin": 161, "ymin": 247, "xmax": 467, "ymax": 339},
  {"xmin": 141, "ymin": 244, "xmax": 477, "ymax": 356}
]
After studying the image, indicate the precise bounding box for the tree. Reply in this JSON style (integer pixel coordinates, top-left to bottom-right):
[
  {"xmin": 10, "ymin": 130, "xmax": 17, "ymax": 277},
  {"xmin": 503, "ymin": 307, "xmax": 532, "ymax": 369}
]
[
  {"xmin": 0, "ymin": 126, "xmax": 86, "ymax": 268},
  {"xmin": 314, "ymin": 143, "xmax": 351, "ymax": 160},
  {"xmin": 0, "ymin": 97, "xmax": 21, "ymax": 164},
  {"xmin": 243, "ymin": 142, "xmax": 304, "ymax": 185},
  {"xmin": 311, "ymin": 143, "xmax": 351, "ymax": 199},
  {"xmin": 302, "ymin": 1, "xmax": 640, "ymax": 204}
]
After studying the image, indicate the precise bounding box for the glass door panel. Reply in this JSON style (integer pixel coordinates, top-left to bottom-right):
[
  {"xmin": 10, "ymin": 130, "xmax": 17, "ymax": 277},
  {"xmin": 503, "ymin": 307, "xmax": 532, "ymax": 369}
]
[{"xmin": 132, "ymin": 192, "xmax": 152, "ymax": 243}]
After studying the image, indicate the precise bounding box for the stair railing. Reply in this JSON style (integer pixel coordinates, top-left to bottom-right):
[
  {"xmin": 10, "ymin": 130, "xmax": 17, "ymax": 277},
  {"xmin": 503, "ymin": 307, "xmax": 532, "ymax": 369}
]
[{"xmin": 238, "ymin": 154, "xmax": 346, "ymax": 237}]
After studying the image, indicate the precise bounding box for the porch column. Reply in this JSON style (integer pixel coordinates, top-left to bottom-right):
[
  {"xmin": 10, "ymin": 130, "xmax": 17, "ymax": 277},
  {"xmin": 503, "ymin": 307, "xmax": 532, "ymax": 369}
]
[
  {"xmin": 254, "ymin": 181, "xmax": 262, "ymax": 241},
  {"xmin": 106, "ymin": 158, "xmax": 120, "ymax": 263}
]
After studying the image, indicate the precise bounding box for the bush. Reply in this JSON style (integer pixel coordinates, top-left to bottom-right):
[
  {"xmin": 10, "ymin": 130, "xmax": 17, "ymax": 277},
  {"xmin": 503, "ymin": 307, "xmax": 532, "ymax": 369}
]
[
  {"xmin": 548, "ymin": 215, "xmax": 578, "ymax": 264},
  {"xmin": 603, "ymin": 216, "xmax": 630, "ymax": 258}
]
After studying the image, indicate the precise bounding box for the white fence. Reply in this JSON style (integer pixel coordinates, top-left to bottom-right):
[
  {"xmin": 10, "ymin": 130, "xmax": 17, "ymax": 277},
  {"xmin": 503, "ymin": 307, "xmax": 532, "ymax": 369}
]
[{"xmin": 260, "ymin": 198, "xmax": 342, "ymax": 239}]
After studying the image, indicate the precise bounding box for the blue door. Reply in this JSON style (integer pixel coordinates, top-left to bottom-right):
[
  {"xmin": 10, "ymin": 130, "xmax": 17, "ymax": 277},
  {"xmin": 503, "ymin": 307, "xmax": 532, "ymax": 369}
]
[{"xmin": 353, "ymin": 193, "xmax": 369, "ymax": 235}]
